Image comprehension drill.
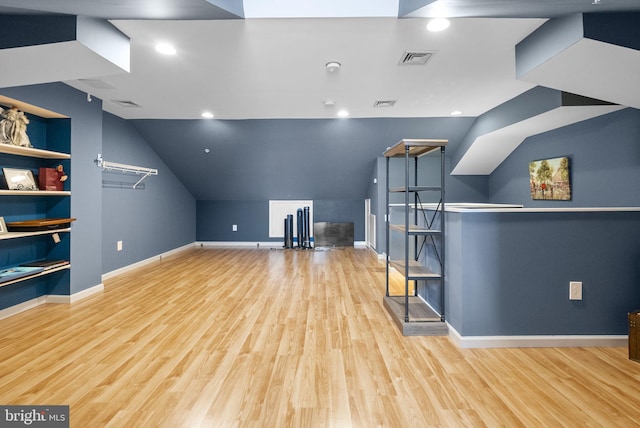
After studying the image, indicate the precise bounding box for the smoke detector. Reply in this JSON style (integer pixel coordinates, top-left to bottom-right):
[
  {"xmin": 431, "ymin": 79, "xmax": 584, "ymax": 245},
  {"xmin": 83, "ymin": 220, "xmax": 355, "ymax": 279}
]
[{"xmin": 326, "ymin": 61, "xmax": 341, "ymax": 72}]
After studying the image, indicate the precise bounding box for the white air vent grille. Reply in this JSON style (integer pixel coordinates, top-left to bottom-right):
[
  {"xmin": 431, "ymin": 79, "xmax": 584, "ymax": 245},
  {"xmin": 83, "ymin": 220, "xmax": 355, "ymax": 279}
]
[
  {"xmin": 374, "ymin": 100, "xmax": 397, "ymax": 108},
  {"xmin": 112, "ymin": 100, "xmax": 142, "ymax": 108},
  {"xmin": 398, "ymin": 51, "xmax": 435, "ymax": 65}
]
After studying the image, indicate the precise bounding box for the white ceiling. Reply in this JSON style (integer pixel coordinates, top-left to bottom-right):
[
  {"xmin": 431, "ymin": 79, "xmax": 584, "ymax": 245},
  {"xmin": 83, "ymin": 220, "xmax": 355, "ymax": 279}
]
[
  {"xmin": 64, "ymin": 17, "xmax": 544, "ymax": 120},
  {"xmin": 2, "ymin": 0, "xmax": 639, "ymax": 121}
]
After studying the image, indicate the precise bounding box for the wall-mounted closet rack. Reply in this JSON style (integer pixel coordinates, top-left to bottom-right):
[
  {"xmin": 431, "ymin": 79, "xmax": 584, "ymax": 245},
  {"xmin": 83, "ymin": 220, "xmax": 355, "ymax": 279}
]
[{"xmin": 95, "ymin": 153, "xmax": 158, "ymax": 189}]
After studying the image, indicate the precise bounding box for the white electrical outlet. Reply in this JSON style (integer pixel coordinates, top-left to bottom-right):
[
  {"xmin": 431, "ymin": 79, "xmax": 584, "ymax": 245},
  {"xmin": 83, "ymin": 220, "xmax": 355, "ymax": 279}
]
[
  {"xmin": 117, "ymin": 240, "xmax": 123, "ymax": 251},
  {"xmin": 232, "ymin": 224, "xmax": 238, "ymax": 232},
  {"xmin": 569, "ymin": 281, "xmax": 582, "ymax": 300}
]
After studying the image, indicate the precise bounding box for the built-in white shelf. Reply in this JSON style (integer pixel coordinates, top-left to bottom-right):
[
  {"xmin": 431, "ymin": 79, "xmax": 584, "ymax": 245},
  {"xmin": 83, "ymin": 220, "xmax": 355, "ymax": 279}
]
[
  {"xmin": 0, "ymin": 144, "xmax": 70, "ymax": 159},
  {"xmin": 0, "ymin": 264, "xmax": 71, "ymax": 289},
  {"xmin": 0, "ymin": 190, "xmax": 70, "ymax": 196},
  {"xmin": 0, "ymin": 228, "xmax": 71, "ymax": 241}
]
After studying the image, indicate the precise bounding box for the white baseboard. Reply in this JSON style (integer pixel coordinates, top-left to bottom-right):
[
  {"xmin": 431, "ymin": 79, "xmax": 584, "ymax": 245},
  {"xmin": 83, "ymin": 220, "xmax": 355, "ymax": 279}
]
[
  {"xmin": 102, "ymin": 242, "xmax": 197, "ymax": 281},
  {"xmin": 197, "ymin": 241, "xmax": 282, "ymax": 249},
  {"xmin": 447, "ymin": 324, "xmax": 627, "ymax": 348},
  {"xmin": 197, "ymin": 241, "xmax": 370, "ymax": 249},
  {"xmin": 0, "ymin": 296, "xmax": 48, "ymax": 321},
  {"xmin": 47, "ymin": 283, "xmax": 104, "ymax": 304},
  {"xmin": 0, "ymin": 282, "xmax": 105, "ymax": 320}
]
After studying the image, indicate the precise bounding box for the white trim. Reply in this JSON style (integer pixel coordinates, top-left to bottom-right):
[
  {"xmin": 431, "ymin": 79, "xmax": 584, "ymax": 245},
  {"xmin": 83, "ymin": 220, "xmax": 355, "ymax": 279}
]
[
  {"xmin": 447, "ymin": 324, "xmax": 627, "ymax": 348},
  {"xmin": 47, "ymin": 283, "xmax": 104, "ymax": 304},
  {"xmin": 0, "ymin": 283, "xmax": 106, "ymax": 320},
  {"xmin": 0, "ymin": 296, "xmax": 47, "ymax": 320},
  {"xmin": 197, "ymin": 241, "xmax": 283, "ymax": 249},
  {"xmin": 390, "ymin": 202, "xmax": 640, "ymax": 213},
  {"xmin": 198, "ymin": 241, "xmax": 367, "ymax": 249},
  {"xmin": 102, "ymin": 242, "xmax": 196, "ymax": 280}
]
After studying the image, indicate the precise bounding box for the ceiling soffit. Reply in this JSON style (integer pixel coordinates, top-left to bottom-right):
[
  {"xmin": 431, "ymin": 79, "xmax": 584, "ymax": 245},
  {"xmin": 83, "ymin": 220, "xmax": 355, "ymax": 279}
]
[
  {"xmin": 516, "ymin": 12, "xmax": 640, "ymax": 109},
  {"xmin": 451, "ymin": 87, "xmax": 624, "ymax": 176},
  {"xmin": 451, "ymin": 12, "xmax": 639, "ymax": 175},
  {"xmin": 0, "ymin": 15, "xmax": 129, "ymax": 88}
]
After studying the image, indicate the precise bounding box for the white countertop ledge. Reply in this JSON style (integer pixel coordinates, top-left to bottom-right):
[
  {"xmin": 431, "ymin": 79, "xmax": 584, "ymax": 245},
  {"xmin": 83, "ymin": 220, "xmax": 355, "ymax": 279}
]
[{"xmin": 389, "ymin": 203, "xmax": 640, "ymax": 213}]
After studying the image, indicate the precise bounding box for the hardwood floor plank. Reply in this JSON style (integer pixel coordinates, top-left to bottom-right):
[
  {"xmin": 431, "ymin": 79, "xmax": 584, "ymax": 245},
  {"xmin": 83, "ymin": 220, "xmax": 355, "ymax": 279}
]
[{"xmin": 1, "ymin": 247, "xmax": 639, "ymax": 427}]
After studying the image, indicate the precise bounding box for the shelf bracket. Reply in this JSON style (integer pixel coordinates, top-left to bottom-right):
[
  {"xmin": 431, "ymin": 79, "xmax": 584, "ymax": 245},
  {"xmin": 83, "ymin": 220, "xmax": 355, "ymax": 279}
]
[{"xmin": 95, "ymin": 154, "xmax": 158, "ymax": 189}]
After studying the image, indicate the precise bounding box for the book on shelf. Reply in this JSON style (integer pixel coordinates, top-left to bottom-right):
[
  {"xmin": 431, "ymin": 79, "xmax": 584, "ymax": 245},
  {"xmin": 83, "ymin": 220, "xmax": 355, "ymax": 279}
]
[
  {"xmin": 0, "ymin": 266, "xmax": 45, "ymax": 284},
  {"xmin": 19, "ymin": 260, "xmax": 70, "ymax": 270}
]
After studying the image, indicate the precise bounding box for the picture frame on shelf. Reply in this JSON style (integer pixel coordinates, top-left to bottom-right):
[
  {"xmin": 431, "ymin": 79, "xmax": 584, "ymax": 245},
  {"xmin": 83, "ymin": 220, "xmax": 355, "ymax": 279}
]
[
  {"xmin": 0, "ymin": 217, "xmax": 6, "ymax": 234},
  {"xmin": 2, "ymin": 168, "xmax": 38, "ymax": 191}
]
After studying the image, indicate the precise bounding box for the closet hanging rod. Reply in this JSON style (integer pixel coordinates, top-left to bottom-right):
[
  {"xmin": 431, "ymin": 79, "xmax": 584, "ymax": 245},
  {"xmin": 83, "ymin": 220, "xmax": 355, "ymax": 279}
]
[{"xmin": 95, "ymin": 153, "xmax": 158, "ymax": 189}]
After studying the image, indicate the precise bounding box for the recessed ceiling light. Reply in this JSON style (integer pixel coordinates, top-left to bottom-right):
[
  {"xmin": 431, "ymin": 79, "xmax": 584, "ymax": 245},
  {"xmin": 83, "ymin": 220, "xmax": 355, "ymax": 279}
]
[
  {"xmin": 427, "ymin": 18, "xmax": 450, "ymax": 32},
  {"xmin": 155, "ymin": 43, "xmax": 176, "ymax": 55},
  {"xmin": 201, "ymin": 111, "xmax": 214, "ymax": 119},
  {"xmin": 326, "ymin": 61, "xmax": 341, "ymax": 72},
  {"xmin": 337, "ymin": 110, "xmax": 349, "ymax": 118},
  {"xmin": 450, "ymin": 110, "xmax": 463, "ymax": 116}
]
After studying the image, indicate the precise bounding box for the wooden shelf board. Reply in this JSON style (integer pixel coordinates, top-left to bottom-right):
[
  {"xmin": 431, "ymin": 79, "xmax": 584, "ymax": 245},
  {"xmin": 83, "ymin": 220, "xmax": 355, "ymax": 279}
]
[
  {"xmin": 0, "ymin": 228, "xmax": 71, "ymax": 241},
  {"xmin": 389, "ymin": 225, "xmax": 441, "ymax": 235},
  {"xmin": 0, "ymin": 144, "xmax": 70, "ymax": 159},
  {"xmin": 0, "ymin": 95, "xmax": 67, "ymax": 119},
  {"xmin": 384, "ymin": 139, "xmax": 448, "ymax": 158},
  {"xmin": 389, "ymin": 260, "xmax": 441, "ymax": 279},
  {"xmin": 383, "ymin": 296, "xmax": 448, "ymax": 336},
  {"xmin": 0, "ymin": 264, "xmax": 70, "ymax": 289},
  {"xmin": 0, "ymin": 190, "xmax": 70, "ymax": 196},
  {"xmin": 389, "ymin": 186, "xmax": 441, "ymax": 193}
]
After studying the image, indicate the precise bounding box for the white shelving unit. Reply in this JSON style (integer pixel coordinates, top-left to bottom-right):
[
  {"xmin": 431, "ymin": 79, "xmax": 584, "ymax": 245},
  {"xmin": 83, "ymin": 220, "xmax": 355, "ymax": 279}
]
[{"xmin": 0, "ymin": 125, "xmax": 71, "ymax": 292}]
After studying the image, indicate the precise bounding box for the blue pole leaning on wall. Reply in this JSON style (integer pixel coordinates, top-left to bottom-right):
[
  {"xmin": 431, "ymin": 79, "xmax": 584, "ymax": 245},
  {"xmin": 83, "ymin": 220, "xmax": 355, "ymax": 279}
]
[
  {"xmin": 297, "ymin": 208, "xmax": 303, "ymax": 248},
  {"xmin": 303, "ymin": 206, "xmax": 311, "ymax": 249}
]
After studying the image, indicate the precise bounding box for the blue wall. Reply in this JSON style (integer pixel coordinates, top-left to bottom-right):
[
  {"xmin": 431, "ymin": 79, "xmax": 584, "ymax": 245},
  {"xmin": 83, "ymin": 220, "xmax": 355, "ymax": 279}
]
[
  {"xmin": 196, "ymin": 199, "xmax": 364, "ymax": 242},
  {"xmin": 133, "ymin": 117, "xmax": 476, "ymax": 243},
  {"xmin": 2, "ymin": 83, "xmax": 104, "ymax": 295},
  {"xmin": 446, "ymin": 210, "xmax": 640, "ymax": 336},
  {"xmin": 1, "ymin": 84, "xmax": 196, "ymax": 310},
  {"xmin": 102, "ymin": 113, "xmax": 196, "ymax": 273},
  {"xmin": 490, "ymin": 108, "xmax": 640, "ymax": 206},
  {"xmin": 443, "ymin": 106, "xmax": 640, "ymax": 336}
]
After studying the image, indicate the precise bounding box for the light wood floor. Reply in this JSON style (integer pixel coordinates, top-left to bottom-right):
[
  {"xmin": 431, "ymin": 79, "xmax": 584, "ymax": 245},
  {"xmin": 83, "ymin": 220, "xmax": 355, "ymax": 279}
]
[{"xmin": 1, "ymin": 247, "xmax": 639, "ymax": 427}]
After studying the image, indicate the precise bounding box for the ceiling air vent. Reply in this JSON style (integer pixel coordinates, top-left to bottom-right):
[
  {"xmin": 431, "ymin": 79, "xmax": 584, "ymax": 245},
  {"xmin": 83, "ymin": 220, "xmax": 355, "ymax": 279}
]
[
  {"xmin": 112, "ymin": 100, "xmax": 142, "ymax": 108},
  {"xmin": 373, "ymin": 100, "xmax": 397, "ymax": 108},
  {"xmin": 398, "ymin": 51, "xmax": 434, "ymax": 65}
]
